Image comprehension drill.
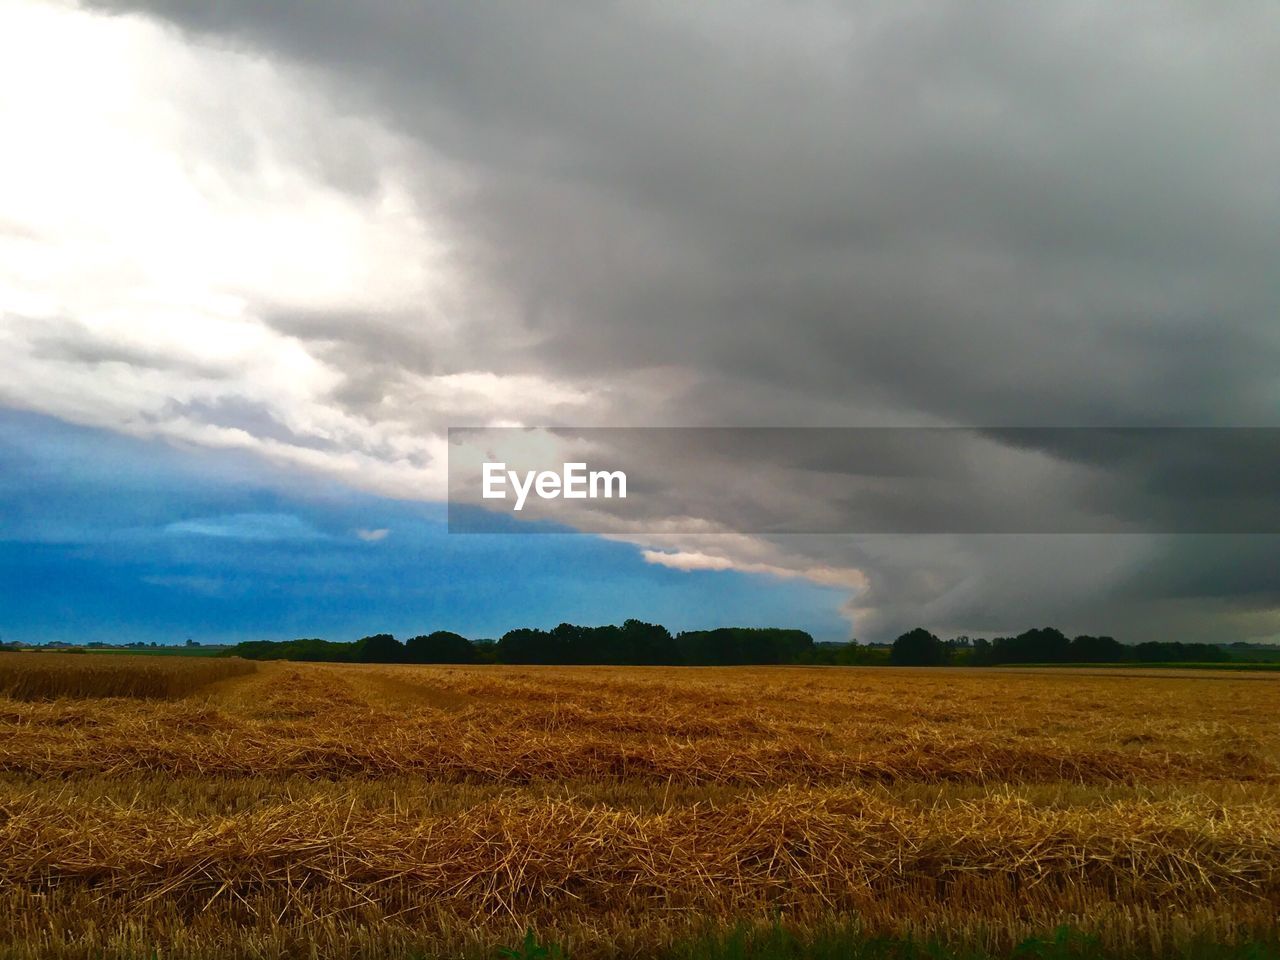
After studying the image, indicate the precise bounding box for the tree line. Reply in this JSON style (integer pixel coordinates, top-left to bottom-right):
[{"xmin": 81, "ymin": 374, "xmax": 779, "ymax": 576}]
[
  {"xmin": 229, "ymin": 622, "xmax": 825, "ymax": 666},
  {"xmin": 888, "ymin": 627, "xmax": 1229, "ymax": 666},
  {"xmin": 225, "ymin": 622, "xmax": 1235, "ymax": 667}
]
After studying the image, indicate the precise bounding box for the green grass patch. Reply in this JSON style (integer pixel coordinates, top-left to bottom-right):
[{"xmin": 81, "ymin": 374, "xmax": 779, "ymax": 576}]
[{"xmin": 495, "ymin": 924, "xmax": 1280, "ymax": 960}]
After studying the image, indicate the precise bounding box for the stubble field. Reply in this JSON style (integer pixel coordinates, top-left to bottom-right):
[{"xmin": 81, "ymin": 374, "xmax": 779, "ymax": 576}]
[{"xmin": 1, "ymin": 654, "xmax": 1278, "ymax": 958}]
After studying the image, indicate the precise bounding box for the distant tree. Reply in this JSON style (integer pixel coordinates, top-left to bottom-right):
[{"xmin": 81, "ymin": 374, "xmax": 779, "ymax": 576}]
[
  {"xmin": 291, "ymin": 638, "xmax": 358, "ymax": 662},
  {"xmin": 229, "ymin": 638, "xmax": 347, "ymax": 661},
  {"xmin": 944, "ymin": 635, "xmax": 975, "ymax": 665},
  {"xmin": 471, "ymin": 640, "xmax": 500, "ymax": 664},
  {"xmin": 675, "ymin": 627, "xmax": 815, "ymax": 666},
  {"xmin": 1068, "ymin": 634, "xmax": 1125, "ymax": 663},
  {"xmin": 496, "ymin": 627, "xmax": 554, "ymax": 664},
  {"xmin": 890, "ymin": 628, "xmax": 948, "ymax": 666},
  {"xmin": 825, "ymin": 642, "xmax": 891, "ymax": 666},
  {"xmin": 551, "ymin": 622, "xmax": 589, "ymax": 663},
  {"xmin": 1134, "ymin": 641, "xmax": 1228, "ymax": 664},
  {"xmin": 355, "ymin": 633, "xmax": 403, "ymax": 663},
  {"xmin": 990, "ymin": 627, "xmax": 1071, "ymax": 664},
  {"xmin": 404, "ymin": 631, "xmax": 476, "ymax": 664},
  {"xmin": 619, "ymin": 619, "xmax": 677, "ymax": 664},
  {"xmin": 969, "ymin": 637, "xmax": 993, "ymax": 666}
]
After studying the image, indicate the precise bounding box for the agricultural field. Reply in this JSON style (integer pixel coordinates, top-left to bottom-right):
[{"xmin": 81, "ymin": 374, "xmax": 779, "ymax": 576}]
[
  {"xmin": 0, "ymin": 653, "xmax": 256, "ymax": 700},
  {"xmin": 0, "ymin": 656, "xmax": 1278, "ymax": 958}
]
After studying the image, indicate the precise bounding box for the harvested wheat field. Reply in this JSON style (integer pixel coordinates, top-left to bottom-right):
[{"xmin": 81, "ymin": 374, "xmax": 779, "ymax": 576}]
[{"xmin": 1, "ymin": 657, "xmax": 1279, "ymax": 959}]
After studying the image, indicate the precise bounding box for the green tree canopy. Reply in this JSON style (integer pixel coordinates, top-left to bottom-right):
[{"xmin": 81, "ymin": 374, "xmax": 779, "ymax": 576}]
[{"xmin": 890, "ymin": 628, "xmax": 948, "ymax": 666}]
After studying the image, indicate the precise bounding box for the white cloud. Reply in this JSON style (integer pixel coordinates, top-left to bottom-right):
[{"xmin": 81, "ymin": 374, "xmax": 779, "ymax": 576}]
[
  {"xmin": 641, "ymin": 550, "xmax": 735, "ymax": 573},
  {"xmin": 164, "ymin": 512, "xmax": 324, "ymax": 541},
  {"xmin": 354, "ymin": 527, "xmax": 390, "ymax": 542},
  {"xmin": 638, "ymin": 539, "xmax": 870, "ymax": 593},
  {"xmin": 0, "ymin": 0, "xmax": 598, "ymax": 502}
]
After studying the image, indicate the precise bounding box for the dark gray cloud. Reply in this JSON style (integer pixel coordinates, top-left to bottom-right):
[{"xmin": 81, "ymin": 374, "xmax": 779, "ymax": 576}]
[
  {"xmin": 80, "ymin": 0, "xmax": 1280, "ymax": 640},
  {"xmin": 91, "ymin": 0, "xmax": 1280, "ymax": 422}
]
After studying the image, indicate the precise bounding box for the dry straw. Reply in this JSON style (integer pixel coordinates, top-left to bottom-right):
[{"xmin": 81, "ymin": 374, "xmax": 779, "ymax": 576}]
[{"xmin": 1, "ymin": 659, "xmax": 1278, "ymax": 957}]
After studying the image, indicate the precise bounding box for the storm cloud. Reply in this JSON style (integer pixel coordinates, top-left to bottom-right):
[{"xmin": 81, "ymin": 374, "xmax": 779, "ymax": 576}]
[{"xmin": 4, "ymin": 0, "xmax": 1279, "ymax": 640}]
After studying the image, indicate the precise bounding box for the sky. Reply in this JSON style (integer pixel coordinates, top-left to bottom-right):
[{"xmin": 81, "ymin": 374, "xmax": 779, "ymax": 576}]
[
  {"xmin": 1, "ymin": 0, "xmax": 1278, "ymax": 644},
  {"xmin": 0, "ymin": 409, "xmax": 849, "ymax": 644}
]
